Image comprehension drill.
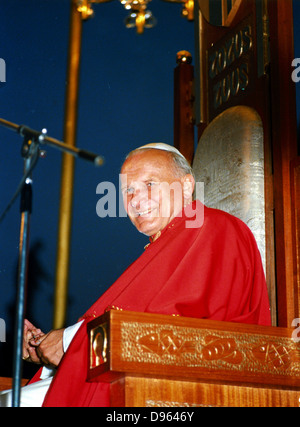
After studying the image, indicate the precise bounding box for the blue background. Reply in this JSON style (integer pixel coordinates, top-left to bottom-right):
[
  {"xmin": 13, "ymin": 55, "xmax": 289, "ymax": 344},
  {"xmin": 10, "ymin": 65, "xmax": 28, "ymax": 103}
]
[
  {"xmin": 0, "ymin": 0, "xmax": 195, "ymax": 377},
  {"xmin": 0, "ymin": 0, "xmax": 299, "ymax": 377}
]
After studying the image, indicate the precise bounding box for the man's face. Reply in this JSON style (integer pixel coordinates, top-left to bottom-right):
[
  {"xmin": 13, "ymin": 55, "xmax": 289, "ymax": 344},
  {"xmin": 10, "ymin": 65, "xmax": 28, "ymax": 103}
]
[{"xmin": 121, "ymin": 150, "xmax": 188, "ymax": 237}]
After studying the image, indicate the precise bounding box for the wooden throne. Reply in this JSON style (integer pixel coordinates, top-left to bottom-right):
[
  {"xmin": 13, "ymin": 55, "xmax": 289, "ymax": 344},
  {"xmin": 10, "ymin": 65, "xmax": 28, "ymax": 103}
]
[{"xmin": 87, "ymin": 0, "xmax": 300, "ymax": 407}]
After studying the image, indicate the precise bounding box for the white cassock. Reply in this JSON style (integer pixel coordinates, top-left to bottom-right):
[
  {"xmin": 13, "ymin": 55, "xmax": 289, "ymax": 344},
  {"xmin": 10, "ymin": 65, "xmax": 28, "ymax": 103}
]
[{"xmin": 0, "ymin": 321, "xmax": 83, "ymax": 407}]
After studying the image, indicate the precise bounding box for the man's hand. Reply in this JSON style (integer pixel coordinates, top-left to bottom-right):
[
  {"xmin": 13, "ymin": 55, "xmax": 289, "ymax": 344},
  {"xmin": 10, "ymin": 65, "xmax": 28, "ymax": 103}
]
[
  {"xmin": 23, "ymin": 319, "xmax": 45, "ymax": 364},
  {"xmin": 23, "ymin": 319, "xmax": 65, "ymax": 368},
  {"xmin": 29, "ymin": 329, "xmax": 65, "ymax": 368}
]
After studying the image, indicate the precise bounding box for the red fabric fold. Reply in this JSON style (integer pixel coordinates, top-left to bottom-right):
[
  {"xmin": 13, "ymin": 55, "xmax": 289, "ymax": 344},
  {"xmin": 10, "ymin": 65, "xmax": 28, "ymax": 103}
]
[{"xmin": 37, "ymin": 201, "xmax": 270, "ymax": 406}]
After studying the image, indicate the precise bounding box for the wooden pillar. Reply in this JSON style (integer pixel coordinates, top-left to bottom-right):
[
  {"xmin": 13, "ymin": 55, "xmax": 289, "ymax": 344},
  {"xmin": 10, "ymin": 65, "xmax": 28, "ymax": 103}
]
[
  {"xmin": 174, "ymin": 51, "xmax": 195, "ymax": 165},
  {"xmin": 268, "ymin": 0, "xmax": 299, "ymax": 326},
  {"xmin": 291, "ymin": 159, "xmax": 300, "ymax": 319},
  {"xmin": 53, "ymin": 0, "xmax": 83, "ymax": 329}
]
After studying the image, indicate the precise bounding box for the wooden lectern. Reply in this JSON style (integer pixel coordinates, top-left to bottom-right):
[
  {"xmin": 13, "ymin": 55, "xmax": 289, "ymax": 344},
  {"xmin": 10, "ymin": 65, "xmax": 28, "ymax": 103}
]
[{"xmin": 87, "ymin": 310, "xmax": 300, "ymax": 407}]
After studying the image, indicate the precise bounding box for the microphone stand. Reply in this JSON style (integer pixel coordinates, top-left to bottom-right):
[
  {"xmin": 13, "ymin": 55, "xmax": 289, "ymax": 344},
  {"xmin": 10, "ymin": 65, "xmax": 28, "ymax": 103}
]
[
  {"xmin": 12, "ymin": 135, "xmax": 38, "ymax": 408},
  {"xmin": 0, "ymin": 118, "xmax": 104, "ymax": 407}
]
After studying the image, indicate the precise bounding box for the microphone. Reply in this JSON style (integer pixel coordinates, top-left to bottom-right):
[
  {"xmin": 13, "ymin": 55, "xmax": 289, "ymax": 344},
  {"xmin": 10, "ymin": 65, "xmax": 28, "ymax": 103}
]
[{"xmin": 0, "ymin": 118, "xmax": 105, "ymax": 167}]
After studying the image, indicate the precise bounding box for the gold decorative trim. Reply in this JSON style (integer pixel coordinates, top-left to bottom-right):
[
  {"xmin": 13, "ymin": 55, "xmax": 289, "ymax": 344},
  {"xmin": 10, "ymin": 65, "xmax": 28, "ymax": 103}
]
[
  {"xmin": 90, "ymin": 322, "xmax": 108, "ymax": 369},
  {"xmin": 145, "ymin": 399, "xmax": 212, "ymax": 407},
  {"xmin": 121, "ymin": 321, "xmax": 300, "ymax": 377}
]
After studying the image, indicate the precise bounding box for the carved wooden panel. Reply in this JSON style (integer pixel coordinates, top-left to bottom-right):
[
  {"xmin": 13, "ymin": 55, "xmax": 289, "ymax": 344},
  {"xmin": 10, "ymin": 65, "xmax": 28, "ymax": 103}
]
[
  {"xmin": 119, "ymin": 321, "xmax": 300, "ymax": 384},
  {"xmin": 206, "ymin": 14, "xmax": 256, "ymax": 122},
  {"xmin": 116, "ymin": 376, "xmax": 300, "ymax": 407},
  {"xmin": 88, "ymin": 310, "xmax": 300, "ymax": 389}
]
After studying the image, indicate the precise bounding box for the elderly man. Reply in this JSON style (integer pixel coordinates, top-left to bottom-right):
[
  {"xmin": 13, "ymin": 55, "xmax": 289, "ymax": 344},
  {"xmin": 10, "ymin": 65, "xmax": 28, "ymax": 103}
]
[{"xmin": 0, "ymin": 143, "xmax": 271, "ymax": 407}]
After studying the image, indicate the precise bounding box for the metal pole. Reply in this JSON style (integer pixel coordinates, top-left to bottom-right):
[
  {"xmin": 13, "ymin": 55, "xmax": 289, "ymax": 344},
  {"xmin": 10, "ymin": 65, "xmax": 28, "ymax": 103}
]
[
  {"xmin": 53, "ymin": 0, "xmax": 83, "ymax": 329},
  {"xmin": 11, "ymin": 136, "xmax": 39, "ymax": 407},
  {"xmin": 12, "ymin": 172, "xmax": 32, "ymax": 407}
]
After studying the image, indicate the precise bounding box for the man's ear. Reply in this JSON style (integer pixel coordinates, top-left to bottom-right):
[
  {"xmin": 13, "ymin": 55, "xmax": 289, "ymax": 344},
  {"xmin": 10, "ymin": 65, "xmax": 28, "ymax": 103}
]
[{"xmin": 182, "ymin": 174, "xmax": 195, "ymax": 202}]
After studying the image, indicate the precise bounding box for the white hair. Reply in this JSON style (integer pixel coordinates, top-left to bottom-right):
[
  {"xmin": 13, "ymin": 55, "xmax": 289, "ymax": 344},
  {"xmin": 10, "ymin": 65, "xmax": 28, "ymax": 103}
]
[{"xmin": 125, "ymin": 142, "xmax": 195, "ymax": 179}]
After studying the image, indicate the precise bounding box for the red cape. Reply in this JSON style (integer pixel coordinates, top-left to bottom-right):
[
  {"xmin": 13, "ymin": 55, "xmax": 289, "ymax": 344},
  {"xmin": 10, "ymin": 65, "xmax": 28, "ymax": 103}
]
[{"xmin": 34, "ymin": 201, "xmax": 271, "ymax": 406}]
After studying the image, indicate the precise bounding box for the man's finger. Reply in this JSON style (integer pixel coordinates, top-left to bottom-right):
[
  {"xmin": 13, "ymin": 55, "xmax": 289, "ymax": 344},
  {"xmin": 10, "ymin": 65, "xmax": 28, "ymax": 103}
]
[
  {"xmin": 29, "ymin": 334, "xmax": 46, "ymax": 347},
  {"xmin": 26, "ymin": 346, "xmax": 42, "ymax": 364}
]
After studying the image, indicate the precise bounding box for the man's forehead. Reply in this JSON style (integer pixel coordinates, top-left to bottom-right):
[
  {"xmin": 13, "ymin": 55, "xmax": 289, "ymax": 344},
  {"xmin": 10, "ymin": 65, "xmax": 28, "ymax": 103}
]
[
  {"xmin": 122, "ymin": 161, "xmax": 163, "ymax": 177},
  {"xmin": 120, "ymin": 152, "xmax": 178, "ymax": 189},
  {"xmin": 121, "ymin": 149, "xmax": 172, "ymax": 172}
]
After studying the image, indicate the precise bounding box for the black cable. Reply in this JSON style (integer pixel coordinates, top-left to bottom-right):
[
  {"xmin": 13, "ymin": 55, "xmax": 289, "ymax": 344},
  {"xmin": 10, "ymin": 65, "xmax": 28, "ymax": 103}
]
[{"xmin": 0, "ymin": 147, "xmax": 39, "ymax": 224}]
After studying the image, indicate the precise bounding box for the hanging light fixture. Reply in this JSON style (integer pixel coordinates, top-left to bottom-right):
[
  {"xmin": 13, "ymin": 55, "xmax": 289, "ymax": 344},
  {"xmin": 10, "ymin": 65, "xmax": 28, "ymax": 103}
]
[
  {"xmin": 76, "ymin": 0, "xmax": 192, "ymax": 33},
  {"xmin": 76, "ymin": 0, "xmax": 114, "ymax": 20},
  {"xmin": 77, "ymin": 0, "xmax": 156, "ymax": 33},
  {"xmin": 119, "ymin": 0, "xmax": 156, "ymax": 34},
  {"xmin": 76, "ymin": 0, "xmax": 94, "ymax": 19}
]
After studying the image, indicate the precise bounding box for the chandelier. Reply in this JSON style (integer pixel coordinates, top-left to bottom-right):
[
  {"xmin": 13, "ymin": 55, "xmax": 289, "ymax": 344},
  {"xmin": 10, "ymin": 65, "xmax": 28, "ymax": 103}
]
[{"xmin": 76, "ymin": 0, "xmax": 194, "ymax": 34}]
